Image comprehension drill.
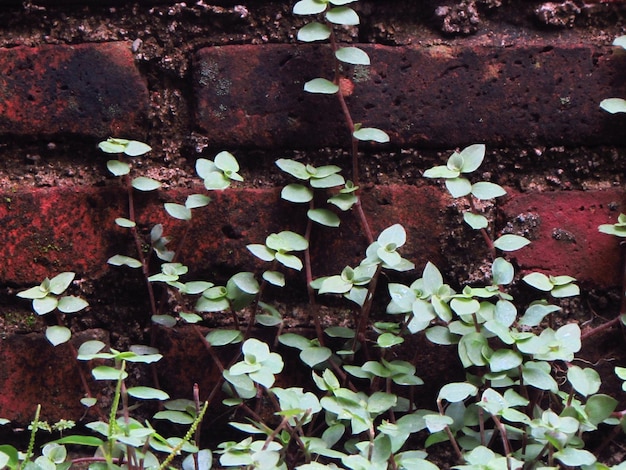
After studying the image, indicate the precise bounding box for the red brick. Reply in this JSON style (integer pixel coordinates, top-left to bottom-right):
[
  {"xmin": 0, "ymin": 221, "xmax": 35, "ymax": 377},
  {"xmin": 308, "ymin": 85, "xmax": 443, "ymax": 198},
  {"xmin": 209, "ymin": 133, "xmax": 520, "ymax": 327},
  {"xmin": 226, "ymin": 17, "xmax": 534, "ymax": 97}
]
[
  {"xmin": 194, "ymin": 43, "xmax": 626, "ymax": 148},
  {"xmin": 0, "ymin": 42, "xmax": 148, "ymax": 137},
  {"xmin": 0, "ymin": 184, "xmax": 446, "ymax": 286},
  {"xmin": 0, "ymin": 329, "xmax": 108, "ymax": 424},
  {"xmin": 501, "ymin": 189, "xmax": 626, "ymax": 287}
]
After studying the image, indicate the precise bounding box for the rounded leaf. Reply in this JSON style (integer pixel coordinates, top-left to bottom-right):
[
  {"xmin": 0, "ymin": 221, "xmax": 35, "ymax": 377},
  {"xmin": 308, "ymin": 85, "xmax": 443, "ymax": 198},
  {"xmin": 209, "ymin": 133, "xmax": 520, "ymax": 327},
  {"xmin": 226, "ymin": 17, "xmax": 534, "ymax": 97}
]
[
  {"xmin": 214, "ymin": 151, "xmax": 239, "ymax": 172},
  {"xmin": 165, "ymin": 203, "xmax": 192, "ymax": 221},
  {"xmin": 49, "ymin": 272, "xmax": 75, "ymax": 294},
  {"xmin": 46, "ymin": 325, "xmax": 71, "ymax": 346},
  {"xmin": 492, "ymin": 257, "xmax": 514, "ymax": 285},
  {"xmin": 567, "ymin": 366, "xmax": 600, "ymax": 397},
  {"xmin": 132, "ymin": 176, "xmax": 161, "ymax": 191},
  {"xmin": 107, "ymin": 160, "xmax": 130, "ymax": 176},
  {"xmin": 124, "ymin": 140, "xmax": 152, "ymax": 157},
  {"xmin": 326, "ymin": 6, "xmax": 359, "ymax": 25},
  {"xmin": 57, "ymin": 295, "xmax": 89, "ymax": 313},
  {"xmin": 353, "ymin": 127, "xmax": 390, "ymax": 143},
  {"xmin": 445, "ymin": 177, "xmax": 472, "ymax": 198},
  {"xmin": 293, "ymin": 0, "xmax": 327, "ymax": 15},
  {"xmin": 600, "ymin": 98, "xmax": 626, "ymax": 114},
  {"xmin": 128, "ymin": 386, "xmax": 170, "ymax": 401},
  {"xmin": 493, "ymin": 234, "xmax": 530, "ymax": 252},
  {"xmin": 34, "ymin": 296, "xmax": 59, "ymax": 315},
  {"xmin": 298, "ymin": 22, "xmax": 331, "ymax": 42},
  {"xmin": 281, "ymin": 184, "xmax": 313, "ymax": 203},
  {"xmin": 301, "ymin": 346, "xmax": 332, "ymax": 367},
  {"xmin": 108, "ymin": 254, "xmax": 142, "ymax": 268},
  {"xmin": 438, "ymin": 382, "xmax": 477, "ymax": 403},
  {"xmin": 471, "ymin": 182, "xmax": 507, "ymax": 200},
  {"xmin": 206, "ymin": 329, "xmax": 243, "ymax": 346},
  {"xmin": 183, "ymin": 449, "xmax": 212, "ymax": 470},
  {"xmin": 463, "ymin": 212, "xmax": 488, "ymax": 230},
  {"xmin": 458, "ymin": 144, "xmax": 486, "ymax": 173},
  {"xmin": 335, "ymin": 47, "xmax": 370, "ymax": 65},
  {"xmin": 308, "ymin": 208, "xmax": 340, "ymax": 227},
  {"xmin": 523, "ymin": 272, "xmax": 553, "ymax": 291},
  {"xmin": 304, "ymin": 78, "xmax": 339, "ymax": 94},
  {"xmin": 185, "ymin": 193, "xmax": 211, "ymax": 209},
  {"xmin": 92, "ymin": 366, "xmax": 128, "ymax": 381},
  {"xmin": 263, "ymin": 270, "xmax": 285, "ymax": 287},
  {"xmin": 115, "ymin": 217, "xmax": 136, "ymax": 228},
  {"xmin": 489, "ymin": 349, "xmax": 522, "ymax": 373},
  {"xmin": 266, "ymin": 231, "xmax": 308, "ymax": 252}
]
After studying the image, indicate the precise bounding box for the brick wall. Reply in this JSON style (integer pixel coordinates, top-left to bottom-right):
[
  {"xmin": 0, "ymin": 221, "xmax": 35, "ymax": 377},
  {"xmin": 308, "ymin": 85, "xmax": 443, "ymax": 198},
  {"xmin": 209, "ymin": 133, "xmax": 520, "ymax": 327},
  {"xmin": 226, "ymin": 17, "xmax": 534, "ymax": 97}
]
[{"xmin": 0, "ymin": 1, "xmax": 625, "ymax": 424}]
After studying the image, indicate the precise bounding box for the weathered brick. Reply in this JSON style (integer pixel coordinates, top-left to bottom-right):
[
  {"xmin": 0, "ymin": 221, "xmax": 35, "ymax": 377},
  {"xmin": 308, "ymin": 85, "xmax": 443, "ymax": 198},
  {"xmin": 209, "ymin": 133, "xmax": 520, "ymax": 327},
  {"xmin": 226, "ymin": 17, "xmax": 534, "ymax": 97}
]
[
  {"xmin": 501, "ymin": 189, "xmax": 626, "ymax": 287},
  {"xmin": 0, "ymin": 329, "xmax": 108, "ymax": 424},
  {"xmin": 0, "ymin": 184, "xmax": 446, "ymax": 286},
  {"xmin": 194, "ymin": 43, "xmax": 626, "ymax": 148},
  {"xmin": 0, "ymin": 42, "xmax": 148, "ymax": 137}
]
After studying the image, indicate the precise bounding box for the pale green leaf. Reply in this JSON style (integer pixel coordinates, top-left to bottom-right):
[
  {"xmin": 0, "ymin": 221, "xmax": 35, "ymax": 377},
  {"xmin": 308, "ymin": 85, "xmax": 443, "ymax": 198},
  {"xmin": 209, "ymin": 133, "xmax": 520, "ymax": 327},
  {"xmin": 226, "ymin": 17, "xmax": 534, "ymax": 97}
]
[
  {"xmin": 423, "ymin": 165, "xmax": 459, "ymax": 179},
  {"xmin": 185, "ymin": 194, "xmax": 211, "ymax": 209},
  {"xmin": 99, "ymin": 139, "xmax": 127, "ymax": 154},
  {"xmin": 523, "ymin": 272, "xmax": 553, "ymax": 291},
  {"xmin": 108, "ymin": 254, "xmax": 142, "ymax": 268},
  {"xmin": 463, "ymin": 212, "xmax": 488, "ymax": 230},
  {"xmin": 164, "ymin": 203, "xmax": 192, "ymax": 221},
  {"xmin": 153, "ymin": 410, "xmax": 194, "ymax": 425},
  {"xmin": 326, "ymin": 6, "xmax": 359, "ymax": 25},
  {"xmin": 276, "ymin": 252, "xmax": 303, "ymax": 271},
  {"xmin": 123, "ymin": 141, "xmax": 152, "ymax": 156},
  {"xmin": 445, "ymin": 177, "xmax": 472, "ymax": 198},
  {"xmin": 489, "ymin": 349, "xmax": 522, "ymax": 373},
  {"xmin": 152, "ymin": 315, "xmax": 177, "ymax": 327},
  {"xmin": 335, "ymin": 47, "xmax": 370, "ymax": 65},
  {"xmin": 554, "ymin": 448, "xmax": 596, "ymax": 466},
  {"xmin": 247, "ymin": 244, "xmax": 275, "ymax": 262},
  {"xmin": 275, "ymin": 159, "xmax": 310, "ymax": 180},
  {"xmin": 263, "ymin": 270, "xmax": 285, "ymax": 287},
  {"xmin": 614, "ymin": 35, "xmax": 626, "ymax": 49},
  {"xmin": 132, "ymin": 176, "xmax": 161, "ymax": 191},
  {"xmin": 33, "ymin": 295, "xmax": 58, "ymax": 315},
  {"xmin": 567, "ymin": 366, "xmax": 601, "ymax": 397},
  {"xmin": 308, "ymin": 208, "xmax": 340, "ymax": 227},
  {"xmin": 92, "ymin": 366, "xmax": 128, "ymax": 381},
  {"xmin": 600, "ymin": 98, "xmax": 626, "ymax": 114},
  {"xmin": 127, "ymin": 386, "xmax": 170, "ymax": 401},
  {"xmin": 214, "ymin": 151, "xmax": 239, "ymax": 172},
  {"xmin": 493, "ymin": 234, "xmax": 530, "ymax": 252},
  {"xmin": 107, "ymin": 160, "xmax": 130, "ymax": 176},
  {"xmin": 298, "ymin": 22, "xmax": 331, "ymax": 42},
  {"xmin": 492, "ymin": 257, "xmax": 514, "ymax": 285},
  {"xmin": 301, "ymin": 346, "xmax": 332, "ymax": 367},
  {"xmin": 281, "ymin": 184, "xmax": 313, "ymax": 203},
  {"xmin": 551, "ymin": 283, "xmax": 580, "ymax": 298},
  {"xmin": 471, "ymin": 182, "xmax": 507, "ymax": 200},
  {"xmin": 353, "ymin": 127, "xmax": 390, "ymax": 143},
  {"xmin": 57, "ymin": 295, "xmax": 88, "ymax": 313},
  {"xmin": 115, "ymin": 217, "xmax": 136, "ymax": 228},
  {"xmin": 45, "ymin": 325, "xmax": 71, "ymax": 346},
  {"xmin": 293, "ymin": 0, "xmax": 327, "ymax": 15},
  {"xmin": 266, "ymin": 231, "xmax": 308, "ymax": 252},
  {"xmin": 206, "ymin": 330, "xmax": 243, "ymax": 347},
  {"xmin": 49, "ymin": 272, "xmax": 75, "ymax": 294},
  {"xmin": 438, "ymin": 382, "xmax": 477, "ymax": 403},
  {"xmin": 304, "ymin": 78, "xmax": 339, "ymax": 94}
]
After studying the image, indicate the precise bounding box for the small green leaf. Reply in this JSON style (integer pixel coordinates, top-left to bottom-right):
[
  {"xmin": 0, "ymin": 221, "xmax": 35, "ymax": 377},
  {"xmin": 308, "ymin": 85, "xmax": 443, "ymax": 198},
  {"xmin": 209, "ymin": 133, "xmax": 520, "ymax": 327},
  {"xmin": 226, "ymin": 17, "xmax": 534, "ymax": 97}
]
[
  {"xmin": 458, "ymin": 144, "xmax": 485, "ymax": 173},
  {"xmin": 304, "ymin": 78, "xmax": 339, "ymax": 94},
  {"xmin": 523, "ymin": 272, "xmax": 553, "ymax": 291},
  {"xmin": 471, "ymin": 182, "xmax": 507, "ymax": 200},
  {"xmin": 92, "ymin": 366, "xmax": 128, "ymax": 381},
  {"xmin": 57, "ymin": 296, "xmax": 89, "ymax": 313},
  {"xmin": 281, "ymin": 184, "xmax": 313, "ymax": 203},
  {"xmin": 132, "ymin": 176, "xmax": 161, "ymax": 191},
  {"xmin": 463, "ymin": 212, "xmax": 488, "ymax": 230},
  {"xmin": 520, "ymin": 301, "xmax": 560, "ymax": 327},
  {"xmin": 489, "ymin": 349, "xmax": 522, "ymax": 373},
  {"xmin": 206, "ymin": 330, "xmax": 243, "ymax": 346},
  {"xmin": 185, "ymin": 194, "xmax": 211, "ymax": 209},
  {"xmin": 33, "ymin": 295, "xmax": 59, "ymax": 315},
  {"xmin": 423, "ymin": 165, "xmax": 459, "ymax": 179},
  {"xmin": 308, "ymin": 208, "xmax": 340, "ymax": 227},
  {"xmin": 301, "ymin": 346, "xmax": 332, "ymax": 367},
  {"xmin": 298, "ymin": 22, "xmax": 332, "ymax": 42},
  {"xmin": 492, "ymin": 257, "xmax": 514, "ymax": 285},
  {"xmin": 164, "ymin": 203, "xmax": 192, "ymax": 221},
  {"xmin": 377, "ymin": 333, "xmax": 404, "ymax": 348},
  {"xmin": 445, "ymin": 177, "xmax": 472, "ymax": 198},
  {"xmin": 49, "ymin": 272, "xmax": 75, "ymax": 294},
  {"xmin": 247, "ymin": 244, "xmax": 275, "ymax": 262},
  {"xmin": 214, "ymin": 151, "xmax": 239, "ymax": 172},
  {"xmin": 107, "ymin": 160, "xmax": 131, "ymax": 176},
  {"xmin": 153, "ymin": 410, "xmax": 194, "ymax": 425},
  {"xmin": 276, "ymin": 252, "xmax": 303, "ymax": 271},
  {"xmin": 115, "ymin": 217, "xmax": 136, "ymax": 228},
  {"xmin": 438, "ymin": 382, "xmax": 477, "ymax": 403},
  {"xmin": 493, "ymin": 234, "xmax": 530, "ymax": 252},
  {"xmin": 335, "ymin": 47, "xmax": 370, "ymax": 65},
  {"xmin": 326, "ymin": 6, "xmax": 359, "ymax": 25},
  {"xmin": 99, "ymin": 139, "xmax": 128, "ymax": 154},
  {"xmin": 293, "ymin": 0, "xmax": 327, "ymax": 15},
  {"xmin": 152, "ymin": 315, "xmax": 177, "ymax": 327},
  {"xmin": 179, "ymin": 312, "xmax": 202, "ymax": 323},
  {"xmin": 614, "ymin": 35, "xmax": 626, "ymax": 49},
  {"xmin": 353, "ymin": 127, "xmax": 390, "ymax": 143},
  {"xmin": 108, "ymin": 254, "xmax": 142, "ymax": 268},
  {"xmin": 124, "ymin": 141, "xmax": 152, "ymax": 156},
  {"xmin": 600, "ymin": 98, "xmax": 626, "ymax": 114},
  {"xmin": 263, "ymin": 270, "xmax": 285, "ymax": 287},
  {"xmin": 266, "ymin": 231, "xmax": 308, "ymax": 252},
  {"xmin": 276, "ymin": 159, "xmax": 310, "ymax": 180},
  {"xmin": 46, "ymin": 326, "xmax": 71, "ymax": 346},
  {"xmin": 567, "ymin": 366, "xmax": 601, "ymax": 397},
  {"xmin": 551, "ymin": 283, "xmax": 580, "ymax": 298},
  {"xmin": 128, "ymin": 387, "xmax": 170, "ymax": 401},
  {"xmin": 554, "ymin": 448, "xmax": 596, "ymax": 466}
]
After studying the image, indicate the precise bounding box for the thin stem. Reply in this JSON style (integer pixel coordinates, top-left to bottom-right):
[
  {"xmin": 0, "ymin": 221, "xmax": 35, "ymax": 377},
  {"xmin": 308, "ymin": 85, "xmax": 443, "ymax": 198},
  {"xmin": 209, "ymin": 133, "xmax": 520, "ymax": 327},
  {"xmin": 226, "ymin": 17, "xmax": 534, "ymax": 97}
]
[
  {"xmin": 467, "ymin": 195, "xmax": 496, "ymax": 260},
  {"xmin": 353, "ymin": 265, "xmax": 382, "ymax": 359},
  {"xmin": 304, "ymin": 201, "xmax": 325, "ymax": 345},
  {"xmin": 436, "ymin": 399, "xmax": 464, "ymax": 463},
  {"xmin": 193, "ymin": 384, "xmax": 201, "ymax": 470}
]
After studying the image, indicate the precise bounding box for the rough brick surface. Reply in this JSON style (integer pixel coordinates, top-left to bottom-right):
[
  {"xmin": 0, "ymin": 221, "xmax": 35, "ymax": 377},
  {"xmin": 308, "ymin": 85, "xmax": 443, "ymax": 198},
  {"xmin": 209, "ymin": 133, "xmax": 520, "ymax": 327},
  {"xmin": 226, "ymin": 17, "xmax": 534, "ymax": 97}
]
[
  {"xmin": 501, "ymin": 189, "xmax": 626, "ymax": 287},
  {"xmin": 0, "ymin": 184, "xmax": 446, "ymax": 286},
  {"xmin": 0, "ymin": 329, "xmax": 108, "ymax": 423},
  {"xmin": 194, "ymin": 43, "xmax": 626, "ymax": 149},
  {"xmin": 0, "ymin": 42, "xmax": 149, "ymax": 137}
]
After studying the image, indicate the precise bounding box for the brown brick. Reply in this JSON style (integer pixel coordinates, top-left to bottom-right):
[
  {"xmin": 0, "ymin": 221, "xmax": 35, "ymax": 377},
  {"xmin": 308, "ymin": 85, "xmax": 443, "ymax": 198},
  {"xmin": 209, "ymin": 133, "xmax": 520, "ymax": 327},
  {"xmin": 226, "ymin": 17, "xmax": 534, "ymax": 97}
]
[
  {"xmin": 194, "ymin": 43, "xmax": 626, "ymax": 148},
  {"xmin": 0, "ymin": 42, "xmax": 148, "ymax": 137},
  {"xmin": 501, "ymin": 189, "xmax": 626, "ymax": 287}
]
